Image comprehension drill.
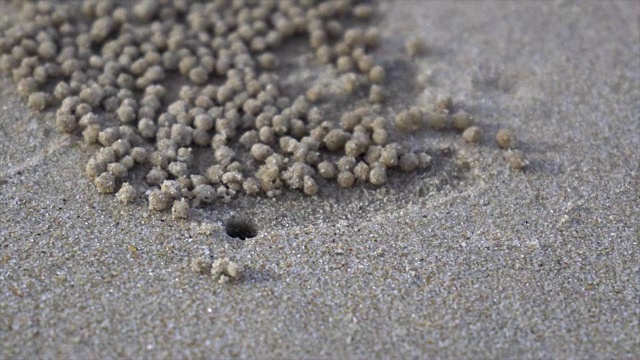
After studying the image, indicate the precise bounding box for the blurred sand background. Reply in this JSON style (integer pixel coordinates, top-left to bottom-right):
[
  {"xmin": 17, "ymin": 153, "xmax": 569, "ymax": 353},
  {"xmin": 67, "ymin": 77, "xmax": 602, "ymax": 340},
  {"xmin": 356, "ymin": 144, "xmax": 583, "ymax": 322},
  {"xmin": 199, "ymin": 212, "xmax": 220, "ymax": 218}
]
[{"xmin": 1, "ymin": 1, "xmax": 639, "ymax": 358}]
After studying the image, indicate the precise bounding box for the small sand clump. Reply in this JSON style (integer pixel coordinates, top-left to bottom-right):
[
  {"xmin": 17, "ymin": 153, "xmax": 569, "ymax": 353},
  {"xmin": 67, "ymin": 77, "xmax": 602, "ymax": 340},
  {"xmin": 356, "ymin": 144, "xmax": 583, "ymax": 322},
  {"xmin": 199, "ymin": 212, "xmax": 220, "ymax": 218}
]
[
  {"xmin": 211, "ymin": 257, "xmax": 243, "ymax": 284},
  {"xmin": 116, "ymin": 182, "xmax": 137, "ymax": 204},
  {"xmin": 496, "ymin": 129, "xmax": 519, "ymax": 149},
  {"xmin": 505, "ymin": 150, "xmax": 528, "ymax": 170},
  {"xmin": 462, "ymin": 126, "xmax": 483, "ymax": 144},
  {"xmin": 190, "ymin": 256, "xmax": 212, "ymax": 276}
]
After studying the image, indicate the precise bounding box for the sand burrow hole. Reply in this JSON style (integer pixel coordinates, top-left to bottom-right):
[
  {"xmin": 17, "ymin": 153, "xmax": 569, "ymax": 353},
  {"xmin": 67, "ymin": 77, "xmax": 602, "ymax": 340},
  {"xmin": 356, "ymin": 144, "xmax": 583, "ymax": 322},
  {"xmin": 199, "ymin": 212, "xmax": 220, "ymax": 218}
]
[{"xmin": 225, "ymin": 216, "xmax": 258, "ymax": 240}]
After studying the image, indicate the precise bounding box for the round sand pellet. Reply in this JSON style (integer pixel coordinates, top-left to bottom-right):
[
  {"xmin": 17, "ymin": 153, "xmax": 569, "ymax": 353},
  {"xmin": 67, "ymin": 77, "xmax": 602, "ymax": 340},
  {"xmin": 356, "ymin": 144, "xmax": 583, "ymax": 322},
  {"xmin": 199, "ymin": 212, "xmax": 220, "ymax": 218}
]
[
  {"xmin": 399, "ymin": 153, "xmax": 419, "ymax": 172},
  {"xmin": 107, "ymin": 162, "xmax": 128, "ymax": 179},
  {"xmin": 172, "ymin": 199, "xmax": 190, "ymax": 219},
  {"xmin": 496, "ymin": 128, "xmax": 519, "ymax": 149},
  {"xmin": 395, "ymin": 107, "xmax": 424, "ymax": 132},
  {"xmin": 116, "ymin": 182, "xmax": 137, "ymax": 204},
  {"xmin": 337, "ymin": 156, "xmax": 357, "ymax": 172},
  {"xmin": 130, "ymin": 147, "xmax": 148, "ymax": 164},
  {"xmin": 85, "ymin": 158, "xmax": 106, "ymax": 180},
  {"xmin": 56, "ymin": 114, "xmax": 77, "ymax": 133},
  {"xmin": 146, "ymin": 167, "xmax": 168, "ymax": 186},
  {"xmin": 451, "ymin": 111, "xmax": 473, "ymax": 131},
  {"xmin": 303, "ymin": 176, "xmax": 319, "ymax": 196},
  {"xmin": 369, "ymin": 65, "xmax": 385, "ymax": 83},
  {"xmin": 82, "ymin": 124, "xmax": 100, "ymax": 144},
  {"xmin": 462, "ymin": 126, "xmax": 482, "ymax": 144},
  {"xmin": 193, "ymin": 184, "xmax": 216, "ymax": 204},
  {"xmin": 242, "ymin": 177, "xmax": 260, "ymax": 195},
  {"xmin": 27, "ymin": 92, "xmax": 48, "ymax": 111},
  {"xmin": 417, "ymin": 152, "xmax": 433, "ymax": 169},
  {"xmin": 337, "ymin": 171, "xmax": 355, "ymax": 188},
  {"xmin": 406, "ymin": 37, "xmax": 426, "ymax": 57},
  {"xmin": 94, "ymin": 172, "xmax": 116, "ymax": 194},
  {"xmin": 369, "ymin": 163, "xmax": 387, "ymax": 186},
  {"xmin": 435, "ymin": 94, "xmax": 453, "ymax": 113},
  {"xmin": 505, "ymin": 150, "xmax": 528, "ymax": 170},
  {"xmin": 323, "ymin": 129, "xmax": 350, "ymax": 152},
  {"xmin": 369, "ymin": 85, "xmax": 384, "ymax": 103},
  {"xmin": 380, "ymin": 146, "xmax": 399, "ymax": 167},
  {"xmin": 353, "ymin": 162, "xmax": 370, "ymax": 182},
  {"xmin": 426, "ymin": 111, "xmax": 447, "ymax": 131},
  {"xmin": 317, "ymin": 161, "xmax": 338, "ymax": 179},
  {"xmin": 148, "ymin": 189, "xmax": 171, "ymax": 211}
]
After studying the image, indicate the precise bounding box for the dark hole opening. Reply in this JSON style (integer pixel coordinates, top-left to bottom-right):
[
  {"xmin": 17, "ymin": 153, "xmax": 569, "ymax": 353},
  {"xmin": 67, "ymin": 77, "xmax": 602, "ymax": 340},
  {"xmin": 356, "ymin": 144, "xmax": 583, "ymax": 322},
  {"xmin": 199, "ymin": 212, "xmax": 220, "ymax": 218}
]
[{"xmin": 225, "ymin": 217, "xmax": 257, "ymax": 240}]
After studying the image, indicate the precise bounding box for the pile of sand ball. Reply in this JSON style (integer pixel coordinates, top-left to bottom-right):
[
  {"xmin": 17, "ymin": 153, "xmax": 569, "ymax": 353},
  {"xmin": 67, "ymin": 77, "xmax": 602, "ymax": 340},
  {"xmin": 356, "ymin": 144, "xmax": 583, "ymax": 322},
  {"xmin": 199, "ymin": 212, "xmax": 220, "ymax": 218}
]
[{"xmin": 0, "ymin": 0, "xmax": 526, "ymax": 219}]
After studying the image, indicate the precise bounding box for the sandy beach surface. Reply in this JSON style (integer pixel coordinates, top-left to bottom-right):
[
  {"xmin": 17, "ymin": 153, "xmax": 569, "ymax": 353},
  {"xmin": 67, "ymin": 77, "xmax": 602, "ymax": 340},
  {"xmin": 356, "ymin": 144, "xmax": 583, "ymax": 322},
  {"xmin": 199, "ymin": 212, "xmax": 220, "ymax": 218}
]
[{"xmin": 1, "ymin": 1, "xmax": 638, "ymax": 358}]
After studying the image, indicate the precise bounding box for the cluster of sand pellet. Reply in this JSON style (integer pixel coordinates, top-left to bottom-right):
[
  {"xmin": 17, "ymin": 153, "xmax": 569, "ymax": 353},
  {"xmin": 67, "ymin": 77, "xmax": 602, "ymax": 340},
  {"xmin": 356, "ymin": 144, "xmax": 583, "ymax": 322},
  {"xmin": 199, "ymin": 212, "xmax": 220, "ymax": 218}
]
[
  {"xmin": 191, "ymin": 255, "xmax": 242, "ymax": 284},
  {"xmin": 0, "ymin": 0, "xmax": 526, "ymax": 218}
]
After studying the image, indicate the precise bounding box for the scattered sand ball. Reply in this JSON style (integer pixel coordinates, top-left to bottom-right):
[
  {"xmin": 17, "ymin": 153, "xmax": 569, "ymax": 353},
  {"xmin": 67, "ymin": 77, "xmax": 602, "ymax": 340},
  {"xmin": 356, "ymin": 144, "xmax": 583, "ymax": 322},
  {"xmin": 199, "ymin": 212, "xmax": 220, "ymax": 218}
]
[
  {"xmin": 505, "ymin": 150, "xmax": 528, "ymax": 170},
  {"xmin": 116, "ymin": 182, "xmax": 137, "ymax": 204},
  {"xmin": 191, "ymin": 256, "xmax": 212, "ymax": 276},
  {"xmin": 406, "ymin": 37, "xmax": 427, "ymax": 57},
  {"xmin": 353, "ymin": 4, "xmax": 374, "ymax": 19},
  {"xmin": 353, "ymin": 162, "xmax": 370, "ymax": 182},
  {"xmin": 369, "ymin": 85, "xmax": 384, "ymax": 103},
  {"xmin": 337, "ymin": 156, "xmax": 357, "ymax": 172},
  {"xmin": 399, "ymin": 153, "xmax": 420, "ymax": 172},
  {"xmin": 369, "ymin": 163, "xmax": 387, "ymax": 186},
  {"xmin": 306, "ymin": 86, "xmax": 324, "ymax": 103},
  {"xmin": 341, "ymin": 72, "xmax": 358, "ymax": 94},
  {"xmin": 161, "ymin": 180, "xmax": 182, "ymax": 198},
  {"xmin": 340, "ymin": 112, "xmax": 360, "ymax": 132},
  {"xmin": 94, "ymin": 172, "xmax": 116, "ymax": 194},
  {"xmin": 462, "ymin": 126, "xmax": 482, "ymax": 144},
  {"xmin": 417, "ymin": 152, "xmax": 433, "ymax": 169},
  {"xmin": 426, "ymin": 111, "xmax": 447, "ymax": 131},
  {"xmin": 395, "ymin": 107, "xmax": 424, "ymax": 132},
  {"xmin": 336, "ymin": 56, "xmax": 354, "ymax": 73},
  {"xmin": 172, "ymin": 199, "xmax": 190, "ymax": 219},
  {"xmin": 323, "ymin": 129, "xmax": 350, "ymax": 152},
  {"xmin": 107, "ymin": 162, "xmax": 128, "ymax": 180},
  {"xmin": 496, "ymin": 128, "xmax": 519, "ymax": 149},
  {"xmin": 98, "ymin": 127, "xmax": 121, "ymax": 147},
  {"xmin": 380, "ymin": 146, "xmax": 399, "ymax": 168},
  {"xmin": 193, "ymin": 184, "xmax": 216, "ymax": 204},
  {"xmin": 146, "ymin": 167, "xmax": 168, "ymax": 186},
  {"xmin": 251, "ymin": 143, "xmax": 274, "ymax": 162},
  {"xmin": 243, "ymin": 177, "xmax": 261, "ymax": 195},
  {"xmin": 168, "ymin": 161, "xmax": 189, "ymax": 178},
  {"xmin": 85, "ymin": 159, "xmax": 105, "ymax": 180},
  {"xmin": 211, "ymin": 257, "xmax": 242, "ymax": 284},
  {"xmin": 27, "ymin": 92, "xmax": 49, "ymax": 111},
  {"xmin": 337, "ymin": 171, "xmax": 355, "ymax": 188},
  {"xmin": 436, "ymin": 94, "xmax": 453, "ymax": 113},
  {"xmin": 303, "ymin": 176, "xmax": 319, "ymax": 196},
  {"xmin": 130, "ymin": 147, "xmax": 148, "ymax": 164},
  {"xmin": 83, "ymin": 124, "xmax": 101, "ymax": 145},
  {"xmin": 317, "ymin": 161, "xmax": 338, "ymax": 179},
  {"xmin": 363, "ymin": 27, "xmax": 381, "ymax": 48},
  {"xmin": 365, "ymin": 145, "xmax": 382, "ymax": 165},
  {"xmin": 148, "ymin": 189, "xmax": 171, "ymax": 211},
  {"xmin": 344, "ymin": 134, "xmax": 369, "ymax": 158},
  {"xmin": 257, "ymin": 53, "xmax": 278, "ymax": 70},
  {"xmin": 369, "ymin": 65, "xmax": 385, "ymax": 83},
  {"xmin": 451, "ymin": 111, "xmax": 473, "ymax": 131},
  {"xmin": 55, "ymin": 114, "xmax": 77, "ymax": 133}
]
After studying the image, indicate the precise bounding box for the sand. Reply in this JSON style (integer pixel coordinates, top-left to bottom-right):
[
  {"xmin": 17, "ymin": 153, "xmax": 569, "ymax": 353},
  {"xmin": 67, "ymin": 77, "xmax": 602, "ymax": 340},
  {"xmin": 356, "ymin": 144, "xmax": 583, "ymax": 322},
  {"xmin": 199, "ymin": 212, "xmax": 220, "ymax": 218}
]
[{"xmin": 1, "ymin": 1, "xmax": 639, "ymax": 358}]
